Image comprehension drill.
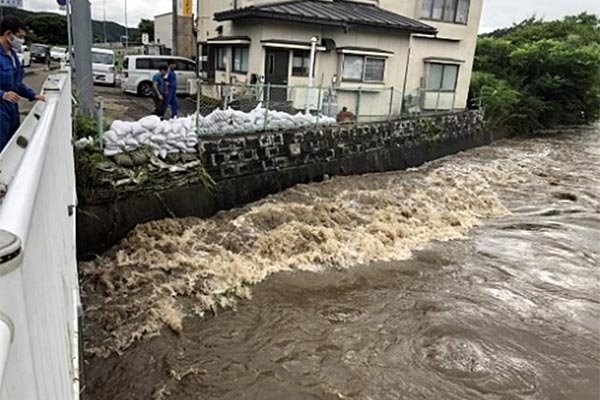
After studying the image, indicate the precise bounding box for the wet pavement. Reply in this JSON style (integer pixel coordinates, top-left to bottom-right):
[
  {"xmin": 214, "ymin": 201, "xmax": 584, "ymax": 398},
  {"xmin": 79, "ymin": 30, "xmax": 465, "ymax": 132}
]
[{"xmin": 82, "ymin": 126, "xmax": 600, "ymax": 400}]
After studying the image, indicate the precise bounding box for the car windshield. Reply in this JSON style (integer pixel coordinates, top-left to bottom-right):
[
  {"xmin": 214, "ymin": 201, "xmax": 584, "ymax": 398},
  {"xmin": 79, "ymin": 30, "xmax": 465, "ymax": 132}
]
[
  {"xmin": 92, "ymin": 52, "xmax": 114, "ymax": 65},
  {"xmin": 53, "ymin": 48, "xmax": 66, "ymax": 53},
  {"xmin": 31, "ymin": 45, "xmax": 46, "ymax": 52}
]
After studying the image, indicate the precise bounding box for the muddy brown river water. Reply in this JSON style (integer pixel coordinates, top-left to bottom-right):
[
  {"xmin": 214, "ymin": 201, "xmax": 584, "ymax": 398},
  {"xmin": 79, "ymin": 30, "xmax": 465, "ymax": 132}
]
[{"xmin": 83, "ymin": 126, "xmax": 600, "ymax": 400}]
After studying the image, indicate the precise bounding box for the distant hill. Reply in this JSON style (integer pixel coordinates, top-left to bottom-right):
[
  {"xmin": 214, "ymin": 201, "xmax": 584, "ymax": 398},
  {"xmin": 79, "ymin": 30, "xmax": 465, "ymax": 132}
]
[{"xmin": 0, "ymin": 6, "xmax": 138, "ymax": 45}]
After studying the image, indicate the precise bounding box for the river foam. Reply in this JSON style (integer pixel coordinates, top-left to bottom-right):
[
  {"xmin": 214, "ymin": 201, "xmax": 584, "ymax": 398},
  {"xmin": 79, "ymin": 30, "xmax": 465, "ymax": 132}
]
[{"xmin": 80, "ymin": 154, "xmax": 525, "ymax": 357}]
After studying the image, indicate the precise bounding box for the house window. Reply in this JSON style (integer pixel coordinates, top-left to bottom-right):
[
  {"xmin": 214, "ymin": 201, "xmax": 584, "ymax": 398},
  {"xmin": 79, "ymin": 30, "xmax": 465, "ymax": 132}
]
[
  {"xmin": 426, "ymin": 63, "xmax": 459, "ymax": 91},
  {"xmin": 342, "ymin": 55, "xmax": 386, "ymax": 82},
  {"xmin": 292, "ymin": 50, "xmax": 312, "ymax": 77},
  {"xmin": 232, "ymin": 47, "xmax": 249, "ymax": 72},
  {"xmin": 216, "ymin": 47, "xmax": 227, "ymax": 70},
  {"xmin": 421, "ymin": 0, "xmax": 469, "ymax": 24}
]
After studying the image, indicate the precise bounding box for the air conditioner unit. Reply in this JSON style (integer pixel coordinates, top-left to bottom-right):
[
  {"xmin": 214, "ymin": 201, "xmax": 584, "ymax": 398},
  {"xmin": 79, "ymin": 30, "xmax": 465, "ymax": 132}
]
[{"xmin": 187, "ymin": 78, "xmax": 198, "ymax": 95}]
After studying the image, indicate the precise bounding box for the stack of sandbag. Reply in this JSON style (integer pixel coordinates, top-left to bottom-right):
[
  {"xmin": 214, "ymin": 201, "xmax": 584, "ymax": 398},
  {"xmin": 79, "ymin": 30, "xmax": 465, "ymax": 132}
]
[
  {"xmin": 102, "ymin": 106, "xmax": 338, "ymax": 157},
  {"xmin": 103, "ymin": 115, "xmax": 198, "ymax": 158},
  {"xmin": 197, "ymin": 104, "xmax": 337, "ymax": 136}
]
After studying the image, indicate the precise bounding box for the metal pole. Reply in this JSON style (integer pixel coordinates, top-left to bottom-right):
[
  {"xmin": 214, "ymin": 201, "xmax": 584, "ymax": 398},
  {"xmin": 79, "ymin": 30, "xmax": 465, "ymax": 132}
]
[
  {"xmin": 195, "ymin": 78, "xmax": 201, "ymax": 139},
  {"xmin": 71, "ymin": 0, "xmax": 95, "ymax": 116},
  {"xmin": 97, "ymin": 97, "xmax": 104, "ymax": 150},
  {"xmin": 103, "ymin": 0, "xmax": 107, "ymax": 43},
  {"xmin": 172, "ymin": 0, "xmax": 178, "ymax": 55},
  {"xmin": 356, "ymin": 87, "xmax": 362, "ymax": 123},
  {"xmin": 315, "ymin": 84, "xmax": 322, "ymax": 127},
  {"xmin": 388, "ymin": 86, "xmax": 394, "ymax": 121},
  {"xmin": 264, "ymin": 83, "xmax": 270, "ymax": 131},
  {"xmin": 124, "ymin": 0, "xmax": 128, "ymax": 48},
  {"xmin": 400, "ymin": 36, "xmax": 412, "ymax": 116},
  {"xmin": 305, "ymin": 36, "xmax": 318, "ymax": 114},
  {"xmin": 66, "ymin": 1, "xmax": 72, "ymax": 63}
]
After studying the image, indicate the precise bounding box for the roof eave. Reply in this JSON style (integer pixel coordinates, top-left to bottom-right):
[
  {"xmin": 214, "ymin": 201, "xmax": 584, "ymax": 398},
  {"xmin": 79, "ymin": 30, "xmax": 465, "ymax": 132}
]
[{"xmin": 215, "ymin": 11, "xmax": 437, "ymax": 35}]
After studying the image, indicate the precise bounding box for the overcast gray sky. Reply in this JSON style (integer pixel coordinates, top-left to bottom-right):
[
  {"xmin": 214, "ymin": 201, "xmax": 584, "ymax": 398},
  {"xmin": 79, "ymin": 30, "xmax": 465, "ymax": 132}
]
[{"xmin": 20, "ymin": 0, "xmax": 600, "ymax": 32}]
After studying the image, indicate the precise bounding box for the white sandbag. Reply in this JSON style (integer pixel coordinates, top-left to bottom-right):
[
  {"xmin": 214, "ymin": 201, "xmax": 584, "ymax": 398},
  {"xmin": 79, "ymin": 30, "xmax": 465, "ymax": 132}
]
[
  {"xmin": 104, "ymin": 130, "xmax": 118, "ymax": 144},
  {"xmin": 104, "ymin": 148, "xmax": 120, "ymax": 157},
  {"xmin": 139, "ymin": 115, "xmax": 161, "ymax": 130},
  {"xmin": 130, "ymin": 122, "xmax": 146, "ymax": 135},
  {"xmin": 151, "ymin": 134, "xmax": 167, "ymax": 144},
  {"xmin": 111, "ymin": 120, "xmax": 132, "ymax": 136}
]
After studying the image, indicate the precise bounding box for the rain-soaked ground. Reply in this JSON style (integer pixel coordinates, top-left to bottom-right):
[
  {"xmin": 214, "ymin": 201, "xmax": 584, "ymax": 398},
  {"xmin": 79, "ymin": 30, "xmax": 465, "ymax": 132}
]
[{"xmin": 82, "ymin": 125, "xmax": 600, "ymax": 400}]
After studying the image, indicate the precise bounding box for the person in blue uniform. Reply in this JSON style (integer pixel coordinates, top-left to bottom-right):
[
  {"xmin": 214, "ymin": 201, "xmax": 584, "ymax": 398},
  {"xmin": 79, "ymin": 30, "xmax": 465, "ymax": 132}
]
[
  {"xmin": 0, "ymin": 17, "xmax": 45, "ymax": 152},
  {"xmin": 166, "ymin": 59, "xmax": 178, "ymax": 118}
]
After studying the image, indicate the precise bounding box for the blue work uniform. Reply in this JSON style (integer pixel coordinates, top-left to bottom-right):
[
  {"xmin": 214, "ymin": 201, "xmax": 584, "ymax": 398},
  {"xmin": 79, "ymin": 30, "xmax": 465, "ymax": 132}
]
[
  {"xmin": 166, "ymin": 68, "xmax": 178, "ymax": 117},
  {"xmin": 0, "ymin": 48, "xmax": 36, "ymax": 151}
]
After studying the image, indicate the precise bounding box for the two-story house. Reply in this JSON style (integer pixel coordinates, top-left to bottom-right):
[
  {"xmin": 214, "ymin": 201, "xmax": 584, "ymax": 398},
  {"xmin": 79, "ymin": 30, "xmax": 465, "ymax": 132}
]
[{"xmin": 196, "ymin": 0, "xmax": 483, "ymax": 114}]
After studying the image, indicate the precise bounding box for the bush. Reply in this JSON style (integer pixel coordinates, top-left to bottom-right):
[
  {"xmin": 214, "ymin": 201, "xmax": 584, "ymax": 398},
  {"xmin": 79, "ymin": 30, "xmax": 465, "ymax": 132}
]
[{"xmin": 472, "ymin": 13, "xmax": 600, "ymax": 132}]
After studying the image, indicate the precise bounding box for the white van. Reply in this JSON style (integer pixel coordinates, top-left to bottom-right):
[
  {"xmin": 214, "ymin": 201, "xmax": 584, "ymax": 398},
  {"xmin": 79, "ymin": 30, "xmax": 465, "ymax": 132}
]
[
  {"xmin": 91, "ymin": 48, "xmax": 116, "ymax": 86},
  {"xmin": 121, "ymin": 55, "xmax": 196, "ymax": 97},
  {"xmin": 17, "ymin": 45, "xmax": 31, "ymax": 67}
]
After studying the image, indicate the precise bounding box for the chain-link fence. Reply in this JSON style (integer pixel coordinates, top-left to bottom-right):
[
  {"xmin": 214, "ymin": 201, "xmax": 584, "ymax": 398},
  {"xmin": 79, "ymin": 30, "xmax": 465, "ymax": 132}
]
[{"xmin": 191, "ymin": 81, "xmax": 457, "ymax": 135}]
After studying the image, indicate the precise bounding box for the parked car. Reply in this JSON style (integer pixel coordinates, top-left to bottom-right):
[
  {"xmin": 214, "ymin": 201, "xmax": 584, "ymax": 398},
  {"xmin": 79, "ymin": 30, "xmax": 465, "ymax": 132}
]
[
  {"xmin": 30, "ymin": 43, "xmax": 49, "ymax": 63},
  {"xmin": 91, "ymin": 48, "xmax": 116, "ymax": 86},
  {"xmin": 16, "ymin": 45, "xmax": 31, "ymax": 67},
  {"xmin": 121, "ymin": 55, "xmax": 196, "ymax": 97},
  {"xmin": 50, "ymin": 46, "xmax": 69, "ymax": 63}
]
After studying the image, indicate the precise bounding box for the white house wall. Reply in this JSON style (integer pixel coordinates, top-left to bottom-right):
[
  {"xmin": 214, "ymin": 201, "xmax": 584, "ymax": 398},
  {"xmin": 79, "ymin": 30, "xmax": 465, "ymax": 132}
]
[{"xmin": 197, "ymin": 0, "xmax": 483, "ymax": 113}]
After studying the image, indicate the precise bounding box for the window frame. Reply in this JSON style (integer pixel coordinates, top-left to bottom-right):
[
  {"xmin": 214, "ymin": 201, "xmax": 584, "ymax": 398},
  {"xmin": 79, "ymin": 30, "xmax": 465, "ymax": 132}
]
[
  {"xmin": 421, "ymin": 0, "xmax": 469, "ymax": 25},
  {"xmin": 425, "ymin": 62, "xmax": 459, "ymax": 92},
  {"xmin": 342, "ymin": 54, "xmax": 386, "ymax": 83},
  {"xmin": 232, "ymin": 46, "xmax": 249, "ymax": 73},
  {"xmin": 215, "ymin": 46, "xmax": 227, "ymax": 71},
  {"xmin": 291, "ymin": 50, "xmax": 313, "ymax": 77}
]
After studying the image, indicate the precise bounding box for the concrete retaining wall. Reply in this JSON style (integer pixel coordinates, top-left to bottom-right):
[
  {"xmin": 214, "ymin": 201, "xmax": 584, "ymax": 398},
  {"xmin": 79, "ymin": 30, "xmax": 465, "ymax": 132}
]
[{"xmin": 78, "ymin": 110, "xmax": 490, "ymax": 257}]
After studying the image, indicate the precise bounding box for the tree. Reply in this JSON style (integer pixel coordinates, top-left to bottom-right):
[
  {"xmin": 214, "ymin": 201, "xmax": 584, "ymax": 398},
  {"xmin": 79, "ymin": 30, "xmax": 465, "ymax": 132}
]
[
  {"xmin": 471, "ymin": 13, "xmax": 600, "ymax": 132},
  {"xmin": 26, "ymin": 14, "xmax": 68, "ymax": 45},
  {"xmin": 132, "ymin": 19, "xmax": 154, "ymax": 43}
]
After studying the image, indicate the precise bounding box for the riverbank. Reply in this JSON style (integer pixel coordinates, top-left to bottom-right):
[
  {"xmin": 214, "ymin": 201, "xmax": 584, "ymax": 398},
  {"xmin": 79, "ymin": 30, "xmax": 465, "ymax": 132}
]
[
  {"xmin": 77, "ymin": 110, "xmax": 497, "ymax": 258},
  {"xmin": 82, "ymin": 126, "xmax": 600, "ymax": 400}
]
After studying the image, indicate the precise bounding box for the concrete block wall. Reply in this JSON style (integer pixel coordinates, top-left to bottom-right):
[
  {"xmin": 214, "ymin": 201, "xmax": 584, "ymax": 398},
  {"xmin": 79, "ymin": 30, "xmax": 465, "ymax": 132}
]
[{"xmin": 199, "ymin": 110, "xmax": 484, "ymax": 180}]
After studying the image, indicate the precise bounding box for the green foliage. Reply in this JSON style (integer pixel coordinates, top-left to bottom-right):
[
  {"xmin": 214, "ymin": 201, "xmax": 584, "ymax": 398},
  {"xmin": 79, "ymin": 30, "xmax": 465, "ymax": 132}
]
[
  {"xmin": 0, "ymin": 6, "xmax": 136, "ymax": 44},
  {"xmin": 74, "ymin": 114, "xmax": 106, "ymax": 140},
  {"xmin": 131, "ymin": 19, "xmax": 154, "ymax": 43},
  {"xmin": 470, "ymin": 72, "xmax": 521, "ymax": 129},
  {"xmin": 26, "ymin": 14, "xmax": 67, "ymax": 45},
  {"xmin": 472, "ymin": 13, "xmax": 600, "ymax": 133}
]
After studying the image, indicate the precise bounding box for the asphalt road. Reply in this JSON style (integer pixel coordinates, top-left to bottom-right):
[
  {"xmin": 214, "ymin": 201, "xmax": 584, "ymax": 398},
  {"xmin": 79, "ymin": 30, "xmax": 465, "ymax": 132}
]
[{"xmin": 22, "ymin": 67, "xmax": 197, "ymax": 123}]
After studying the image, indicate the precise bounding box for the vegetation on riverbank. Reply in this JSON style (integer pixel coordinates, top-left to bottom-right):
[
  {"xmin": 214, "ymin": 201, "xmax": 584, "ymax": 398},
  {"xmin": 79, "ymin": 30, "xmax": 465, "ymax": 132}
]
[{"xmin": 470, "ymin": 13, "xmax": 600, "ymax": 133}]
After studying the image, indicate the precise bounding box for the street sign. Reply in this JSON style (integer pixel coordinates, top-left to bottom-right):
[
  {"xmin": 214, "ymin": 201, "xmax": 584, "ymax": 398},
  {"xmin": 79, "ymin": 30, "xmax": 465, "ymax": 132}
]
[
  {"xmin": 177, "ymin": 0, "xmax": 192, "ymax": 17},
  {"xmin": 0, "ymin": 0, "xmax": 23, "ymax": 8}
]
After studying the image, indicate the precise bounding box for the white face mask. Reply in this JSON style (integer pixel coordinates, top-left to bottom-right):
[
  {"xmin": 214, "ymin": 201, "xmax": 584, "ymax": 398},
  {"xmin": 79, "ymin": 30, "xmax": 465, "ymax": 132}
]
[{"xmin": 9, "ymin": 34, "xmax": 25, "ymax": 52}]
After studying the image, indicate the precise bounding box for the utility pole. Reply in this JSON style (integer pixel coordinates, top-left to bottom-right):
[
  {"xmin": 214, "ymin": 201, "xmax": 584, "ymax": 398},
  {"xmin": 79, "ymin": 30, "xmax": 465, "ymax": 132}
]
[
  {"xmin": 171, "ymin": 0, "xmax": 178, "ymax": 55},
  {"xmin": 103, "ymin": 0, "xmax": 107, "ymax": 43},
  {"xmin": 66, "ymin": 0, "xmax": 72, "ymax": 62},
  {"xmin": 124, "ymin": 0, "xmax": 128, "ymax": 48},
  {"xmin": 71, "ymin": 0, "xmax": 95, "ymax": 115}
]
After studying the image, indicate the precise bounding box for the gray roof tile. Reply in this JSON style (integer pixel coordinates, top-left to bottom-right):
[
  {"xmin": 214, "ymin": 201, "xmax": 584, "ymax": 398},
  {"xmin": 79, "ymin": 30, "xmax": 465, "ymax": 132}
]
[{"xmin": 215, "ymin": 0, "xmax": 437, "ymax": 35}]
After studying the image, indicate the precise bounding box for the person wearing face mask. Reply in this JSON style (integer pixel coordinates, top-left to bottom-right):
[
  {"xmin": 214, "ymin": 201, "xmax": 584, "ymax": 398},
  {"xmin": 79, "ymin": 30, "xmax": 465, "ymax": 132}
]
[{"xmin": 0, "ymin": 16, "xmax": 45, "ymax": 152}]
